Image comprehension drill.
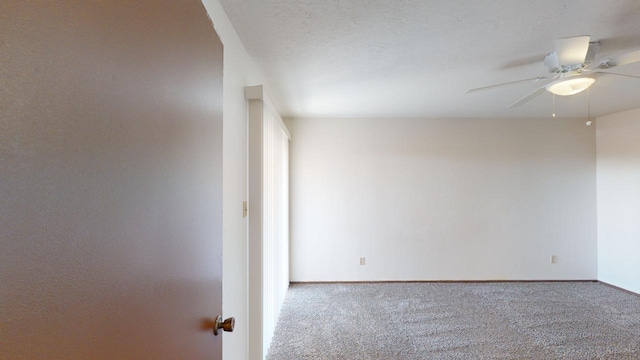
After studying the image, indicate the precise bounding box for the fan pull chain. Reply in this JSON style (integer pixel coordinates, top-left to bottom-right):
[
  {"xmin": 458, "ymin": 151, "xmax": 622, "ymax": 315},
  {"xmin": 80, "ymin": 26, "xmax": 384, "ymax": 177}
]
[
  {"xmin": 552, "ymin": 94, "xmax": 556, "ymax": 118},
  {"xmin": 586, "ymin": 89, "xmax": 592, "ymax": 126}
]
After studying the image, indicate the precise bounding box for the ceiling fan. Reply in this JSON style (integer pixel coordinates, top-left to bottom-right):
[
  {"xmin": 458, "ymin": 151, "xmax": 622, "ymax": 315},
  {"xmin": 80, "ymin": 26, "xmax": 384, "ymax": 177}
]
[{"xmin": 468, "ymin": 35, "xmax": 640, "ymax": 108}]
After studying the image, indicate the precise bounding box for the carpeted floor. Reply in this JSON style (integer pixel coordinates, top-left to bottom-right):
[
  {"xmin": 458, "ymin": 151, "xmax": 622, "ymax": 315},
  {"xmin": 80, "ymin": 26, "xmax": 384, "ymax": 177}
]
[{"xmin": 267, "ymin": 282, "xmax": 640, "ymax": 359}]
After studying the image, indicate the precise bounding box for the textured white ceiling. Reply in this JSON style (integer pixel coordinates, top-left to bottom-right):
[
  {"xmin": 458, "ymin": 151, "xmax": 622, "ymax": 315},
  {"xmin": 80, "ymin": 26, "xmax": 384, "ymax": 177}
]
[{"xmin": 219, "ymin": 0, "xmax": 640, "ymax": 118}]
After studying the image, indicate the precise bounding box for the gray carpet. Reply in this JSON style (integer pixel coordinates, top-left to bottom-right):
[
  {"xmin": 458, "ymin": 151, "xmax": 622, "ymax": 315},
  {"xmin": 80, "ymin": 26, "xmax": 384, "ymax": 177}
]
[{"xmin": 267, "ymin": 282, "xmax": 640, "ymax": 359}]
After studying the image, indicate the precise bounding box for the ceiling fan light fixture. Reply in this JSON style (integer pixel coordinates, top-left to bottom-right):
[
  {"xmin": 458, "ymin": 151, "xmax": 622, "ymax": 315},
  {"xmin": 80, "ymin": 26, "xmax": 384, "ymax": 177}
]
[{"xmin": 545, "ymin": 77, "xmax": 596, "ymax": 96}]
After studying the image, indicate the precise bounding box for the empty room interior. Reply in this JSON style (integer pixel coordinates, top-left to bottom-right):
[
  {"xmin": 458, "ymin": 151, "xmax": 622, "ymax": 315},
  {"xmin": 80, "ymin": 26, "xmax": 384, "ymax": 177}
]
[{"xmin": 2, "ymin": 0, "xmax": 640, "ymax": 359}]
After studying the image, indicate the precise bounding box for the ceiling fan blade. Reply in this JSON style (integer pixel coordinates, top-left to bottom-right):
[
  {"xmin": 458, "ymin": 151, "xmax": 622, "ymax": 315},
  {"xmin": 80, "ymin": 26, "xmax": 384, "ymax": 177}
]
[
  {"xmin": 593, "ymin": 71, "xmax": 640, "ymax": 80},
  {"xmin": 585, "ymin": 41, "xmax": 600, "ymax": 62},
  {"xmin": 499, "ymin": 53, "xmax": 548, "ymax": 70},
  {"xmin": 508, "ymin": 86, "xmax": 546, "ymax": 108},
  {"xmin": 466, "ymin": 77, "xmax": 548, "ymax": 94},
  {"xmin": 555, "ymin": 35, "xmax": 591, "ymax": 66},
  {"xmin": 597, "ymin": 49, "xmax": 640, "ymax": 69}
]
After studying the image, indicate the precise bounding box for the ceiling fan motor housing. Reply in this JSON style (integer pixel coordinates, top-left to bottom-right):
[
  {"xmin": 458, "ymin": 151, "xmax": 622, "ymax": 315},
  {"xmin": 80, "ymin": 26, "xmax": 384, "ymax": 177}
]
[{"xmin": 545, "ymin": 52, "xmax": 586, "ymax": 74}]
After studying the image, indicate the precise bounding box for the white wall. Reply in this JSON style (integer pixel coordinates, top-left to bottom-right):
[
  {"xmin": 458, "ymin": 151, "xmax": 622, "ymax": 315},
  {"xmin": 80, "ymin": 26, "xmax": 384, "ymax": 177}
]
[
  {"xmin": 201, "ymin": 1, "xmax": 265, "ymax": 359},
  {"xmin": 596, "ymin": 107, "xmax": 640, "ymax": 294},
  {"xmin": 287, "ymin": 117, "xmax": 597, "ymax": 282}
]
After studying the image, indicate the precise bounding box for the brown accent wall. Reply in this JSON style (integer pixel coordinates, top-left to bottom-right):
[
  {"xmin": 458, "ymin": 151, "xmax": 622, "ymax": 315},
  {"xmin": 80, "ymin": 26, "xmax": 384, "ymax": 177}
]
[{"xmin": 0, "ymin": 1, "xmax": 224, "ymax": 358}]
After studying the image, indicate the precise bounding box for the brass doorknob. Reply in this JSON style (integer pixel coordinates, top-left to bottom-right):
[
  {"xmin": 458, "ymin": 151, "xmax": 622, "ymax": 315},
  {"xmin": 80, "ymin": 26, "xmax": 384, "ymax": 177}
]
[{"xmin": 213, "ymin": 315, "xmax": 235, "ymax": 335}]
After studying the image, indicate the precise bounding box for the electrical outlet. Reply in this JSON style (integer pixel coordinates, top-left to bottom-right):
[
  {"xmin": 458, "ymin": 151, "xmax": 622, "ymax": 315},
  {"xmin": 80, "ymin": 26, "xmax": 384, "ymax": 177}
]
[
  {"xmin": 550, "ymin": 255, "xmax": 557, "ymax": 264},
  {"xmin": 359, "ymin": 257, "xmax": 366, "ymax": 266}
]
